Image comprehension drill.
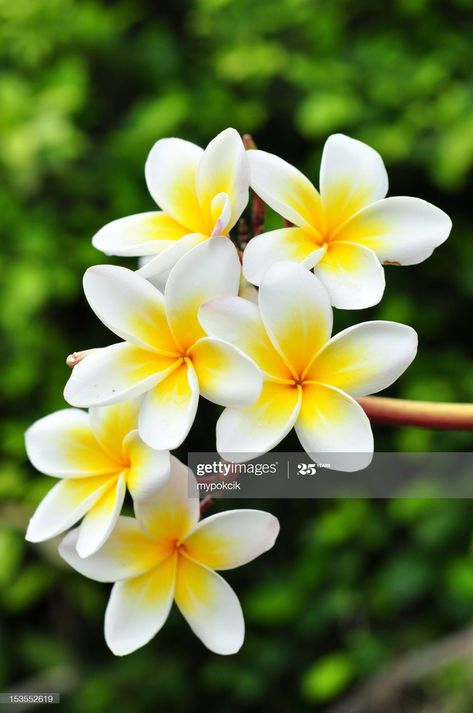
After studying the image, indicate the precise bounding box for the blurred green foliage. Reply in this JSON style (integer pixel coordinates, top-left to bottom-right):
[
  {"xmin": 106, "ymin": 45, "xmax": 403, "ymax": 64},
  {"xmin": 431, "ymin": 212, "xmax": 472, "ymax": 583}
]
[{"xmin": 2, "ymin": 0, "xmax": 473, "ymax": 710}]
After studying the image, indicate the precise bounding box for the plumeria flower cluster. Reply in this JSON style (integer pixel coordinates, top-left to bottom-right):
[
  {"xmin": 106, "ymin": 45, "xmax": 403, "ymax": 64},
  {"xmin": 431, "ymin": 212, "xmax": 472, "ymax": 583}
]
[{"xmin": 25, "ymin": 128, "xmax": 451, "ymax": 656}]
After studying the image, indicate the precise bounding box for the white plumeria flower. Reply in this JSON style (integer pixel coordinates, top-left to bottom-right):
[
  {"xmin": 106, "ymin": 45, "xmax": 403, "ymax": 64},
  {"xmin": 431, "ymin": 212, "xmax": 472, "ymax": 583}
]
[
  {"xmin": 64, "ymin": 238, "xmax": 262, "ymax": 450},
  {"xmin": 92, "ymin": 128, "xmax": 249, "ymax": 280},
  {"xmin": 59, "ymin": 456, "xmax": 280, "ymax": 656},
  {"xmin": 200, "ymin": 261, "xmax": 418, "ymax": 470},
  {"xmin": 243, "ymin": 133, "xmax": 452, "ymax": 309},
  {"xmin": 25, "ymin": 398, "xmax": 170, "ymax": 558}
]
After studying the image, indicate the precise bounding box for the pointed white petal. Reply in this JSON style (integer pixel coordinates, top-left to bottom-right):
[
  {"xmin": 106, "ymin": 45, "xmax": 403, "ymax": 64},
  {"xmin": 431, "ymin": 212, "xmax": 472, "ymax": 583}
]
[
  {"xmin": 136, "ymin": 233, "xmax": 207, "ymax": 279},
  {"xmin": 123, "ymin": 431, "xmax": 171, "ymax": 501}
]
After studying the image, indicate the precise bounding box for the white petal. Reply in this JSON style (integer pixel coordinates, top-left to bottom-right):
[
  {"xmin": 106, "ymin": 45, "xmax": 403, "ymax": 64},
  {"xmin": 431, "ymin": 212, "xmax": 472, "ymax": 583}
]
[
  {"xmin": 306, "ymin": 321, "xmax": 418, "ymax": 396},
  {"xmin": 295, "ymin": 383, "xmax": 373, "ymax": 472},
  {"xmin": 248, "ymin": 149, "xmax": 322, "ymax": 233},
  {"xmin": 105, "ymin": 554, "xmax": 177, "ymax": 656},
  {"xmin": 165, "ymin": 236, "xmax": 241, "ymax": 351},
  {"xmin": 242, "ymin": 227, "xmax": 326, "ymax": 286},
  {"xmin": 189, "ymin": 337, "xmax": 262, "ymax": 407},
  {"xmin": 198, "ymin": 296, "xmax": 292, "ymax": 381},
  {"xmin": 134, "ymin": 455, "xmax": 199, "ymax": 542},
  {"xmin": 175, "ymin": 555, "xmax": 244, "ymax": 655},
  {"xmin": 333, "ymin": 196, "xmax": 452, "ymax": 265},
  {"xmin": 183, "ymin": 509, "xmax": 280, "ymax": 570},
  {"xmin": 138, "ymin": 362, "xmax": 199, "ymax": 450},
  {"xmin": 197, "ymin": 128, "xmax": 249, "ymax": 232},
  {"xmin": 217, "ymin": 381, "xmax": 302, "ymax": 462},
  {"xmin": 76, "ymin": 473, "xmax": 127, "ymax": 557},
  {"xmin": 320, "ymin": 133, "xmax": 388, "ymax": 234},
  {"xmin": 26, "ymin": 475, "xmax": 114, "ymax": 542},
  {"xmin": 89, "ymin": 399, "xmax": 142, "ymax": 461},
  {"xmin": 59, "ymin": 516, "xmax": 168, "ymax": 582},
  {"xmin": 83, "ymin": 265, "xmax": 178, "ymax": 354},
  {"xmin": 259, "ymin": 262, "xmax": 333, "ymax": 377},
  {"xmin": 145, "ymin": 137, "xmax": 206, "ymax": 232},
  {"xmin": 123, "ymin": 431, "xmax": 171, "ymax": 501},
  {"xmin": 92, "ymin": 212, "xmax": 189, "ymax": 257},
  {"xmin": 314, "ymin": 241, "xmax": 385, "ymax": 309},
  {"xmin": 64, "ymin": 343, "xmax": 178, "ymax": 408},
  {"xmin": 136, "ymin": 233, "xmax": 207, "ymax": 279},
  {"xmin": 25, "ymin": 409, "xmax": 119, "ymax": 478}
]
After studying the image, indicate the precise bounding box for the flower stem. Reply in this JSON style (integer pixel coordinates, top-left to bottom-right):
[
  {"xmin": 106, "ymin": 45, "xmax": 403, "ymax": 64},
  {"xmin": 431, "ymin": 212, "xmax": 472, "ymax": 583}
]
[
  {"xmin": 242, "ymin": 133, "xmax": 265, "ymax": 236},
  {"xmin": 358, "ymin": 396, "xmax": 473, "ymax": 431}
]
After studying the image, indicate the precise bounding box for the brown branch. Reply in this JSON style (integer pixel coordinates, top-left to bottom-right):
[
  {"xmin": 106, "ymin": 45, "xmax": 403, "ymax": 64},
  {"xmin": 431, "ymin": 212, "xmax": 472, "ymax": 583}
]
[
  {"xmin": 358, "ymin": 396, "xmax": 473, "ymax": 431},
  {"xmin": 199, "ymin": 495, "xmax": 214, "ymax": 515},
  {"xmin": 324, "ymin": 626, "xmax": 473, "ymax": 713}
]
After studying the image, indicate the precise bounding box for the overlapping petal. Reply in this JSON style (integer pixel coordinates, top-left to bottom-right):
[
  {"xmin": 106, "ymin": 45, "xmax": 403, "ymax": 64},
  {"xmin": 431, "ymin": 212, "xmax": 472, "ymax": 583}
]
[
  {"xmin": 320, "ymin": 133, "xmax": 388, "ymax": 234},
  {"xmin": 248, "ymin": 149, "xmax": 322, "ymax": 232},
  {"xmin": 242, "ymin": 227, "xmax": 326, "ymax": 286},
  {"xmin": 259, "ymin": 262, "xmax": 333, "ymax": 377},
  {"xmin": 136, "ymin": 233, "xmax": 207, "ymax": 279},
  {"xmin": 59, "ymin": 517, "xmax": 166, "ymax": 582},
  {"xmin": 314, "ymin": 241, "xmax": 385, "ymax": 309},
  {"xmin": 199, "ymin": 296, "xmax": 291, "ymax": 381},
  {"xmin": 105, "ymin": 554, "xmax": 177, "ymax": 656},
  {"xmin": 165, "ymin": 237, "xmax": 241, "ymax": 352},
  {"xmin": 25, "ymin": 409, "xmax": 119, "ymax": 478},
  {"xmin": 145, "ymin": 137, "xmax": 206, "ymax": 232},
  {"xmin": 64, "ymin": 343, "xmax": 178, "ymax": 408},
  {"xmin": 134, "ymin": 456, "xmax": 199, "ymax": 542},
  {"xmin": 183, "ymin": 510, "xmax": 280, "ymax": 571},
  {"xmin": 138, "ymin": 361, "xmax": 199, "ymax": 450},
  {"xmin": 305, "ymin": 321, "xmax": 417, "ymax": 396},
  {"xmin": 332, "ymin": 196, "xmax": 452, "ymax": 265},
  {"xmin": 92, "ymin": 212, "xmax": 190, "ymax": 257},
  {"xmin": 190, "ymin": 337, "xmax": 262, "ymax": 407},
  {"xmin": 217, "ymin": 381, "xmax": 302, "ymax": 462},
  {"xmin": 26, "ymin": 474, "xmax": 114, "ymax": 542},
  {"xmin": 175, "ymin": 555, "xmax": 244, "ymax": 655},
  {"xmin": 197, "ymin": 128, "xmax": 249, "ymax": 232},
  {"xmin": 75, "ymin": 473, "xmax": 126, "ymax": 558},
  {"xmin": 88, "ymin": 400, "xmax": 141, "ymax": 461},
  {"xmin": 83, "ymin": 265, "xmax": 178, "ymax": 355},
  {"xmin": 295, "ymin": 383, "xmax": 373, "ymax": 471},
  {"xmin": 123, "ymin": 431, "xmax": 171, "ymax": 500}
]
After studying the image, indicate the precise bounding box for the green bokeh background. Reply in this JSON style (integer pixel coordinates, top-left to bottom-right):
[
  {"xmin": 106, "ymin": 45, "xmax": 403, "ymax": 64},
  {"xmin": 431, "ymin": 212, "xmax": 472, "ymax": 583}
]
[{"xmin": 1, "ymin": 0, "xmax": 473, "ymax": 710}]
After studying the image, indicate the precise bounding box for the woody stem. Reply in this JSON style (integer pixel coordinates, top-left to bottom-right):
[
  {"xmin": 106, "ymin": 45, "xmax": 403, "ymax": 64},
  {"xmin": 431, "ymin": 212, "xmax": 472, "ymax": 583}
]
[{"xmin": 358, "ymin": 396, "xmax": 473, "ymax": 431}]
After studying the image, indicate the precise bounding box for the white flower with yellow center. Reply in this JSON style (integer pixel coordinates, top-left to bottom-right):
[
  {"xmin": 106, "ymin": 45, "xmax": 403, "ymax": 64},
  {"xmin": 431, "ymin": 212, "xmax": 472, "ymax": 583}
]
[
  {"xmin": 59, "ymin": 456, "xmax": 279, "ymax": 656},
  {"xmin": 243, "ymin": 134, "xmax": 452, "ymax": 308},
  {"xmin": 64, "ymin": 238, "xmax": 262, "ymax": 450},
  {"xmin": 200, "ymin": 261, "xmax": 418, "ymax": 470},
  {"xmin": 25, "ymin": 398, "xmax": 170, "ymax": 557},
  {"xmin": 92, "ymin": 128, "xmax": 249, "ymax": 279}
]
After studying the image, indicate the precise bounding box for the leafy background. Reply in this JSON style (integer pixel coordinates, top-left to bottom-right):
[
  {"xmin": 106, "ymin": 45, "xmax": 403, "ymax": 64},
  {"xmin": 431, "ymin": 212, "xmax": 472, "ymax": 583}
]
[{"xmin": 1, "ymin": 0, "xmax": 473, "ymax": 710}]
